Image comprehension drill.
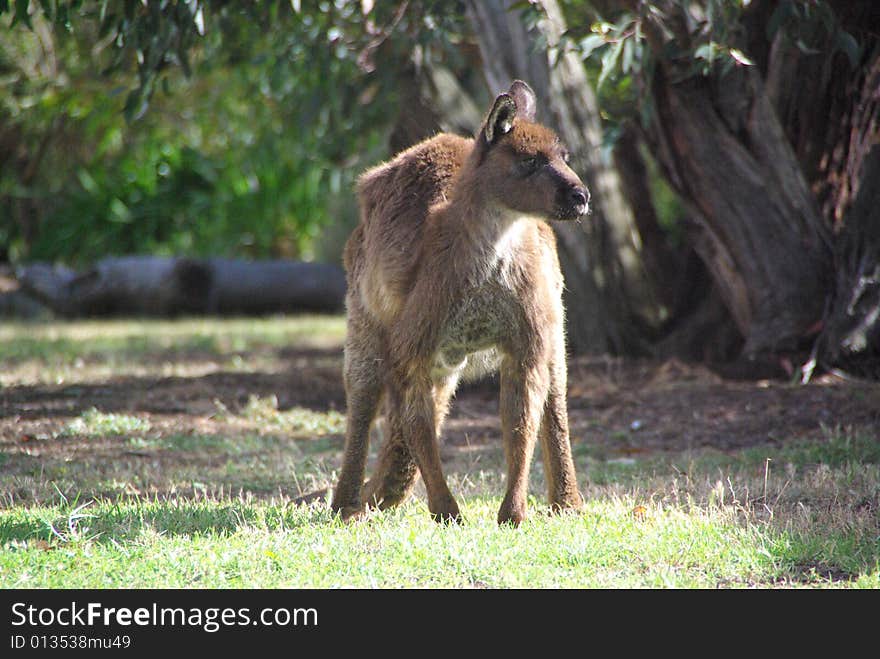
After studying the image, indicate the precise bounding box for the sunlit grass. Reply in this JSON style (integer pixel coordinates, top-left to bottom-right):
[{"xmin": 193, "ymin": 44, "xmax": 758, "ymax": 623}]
[
  {"xmin": 60, "ymin": 408, "xmax": 152, "ymax": 437},
  {"xmin": 0, "ymin": 315, "xmax": 346, "ymax": 384},
  {"xmin": 1, "ymin": 316, "xmax": 877, "ymax": 588},
  {"xmin": 226, "ymin": 395, "xmax": 346, "ymax": 436},
  {"xmin": 1, "ymin": 426, "xmax": 878, "ymax": 588},
  {"xmin": 1, "ymin": 482, "xmax": 876, "ymax": 588},
  {"xmin": 0, "ymin": 316, "xmax": 346, "ymax": 354}
]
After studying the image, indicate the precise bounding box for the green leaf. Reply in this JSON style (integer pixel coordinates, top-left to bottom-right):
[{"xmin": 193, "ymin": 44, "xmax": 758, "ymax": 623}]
[
  {"xmin": 597, "ymin": 38, "xmax": 623, "ymax": 90},
  {"xmin": 728, "ymin": 48, "xmax": 753, "ymax": 66},
  {"xmin": 123, "ymin": 87, "xmax": 147, "ymax": 123},
  {"xmin": 694, "ymin": 43, "xmax": 714, "ymax": 62},
  {"xmin": 622, "ymin": 37, "xmax": 633, "ymax": 74},
  {"xmin": 765, "ymin": 1, "xmax": 792, "ymax": 41},
  {"xmin": 835, "ymin": 30, "xmax": 862, "ymax": 69},
  {"xmin": 108, "ymin": 198, "xmax": 132, "ymax": 224},
  {"xmin": 77, "ymin": 170, "xmax": 98, "ymax": 195},
  {"xmin": 795, "ymin": 38, "xmax": 822, "ymax": 56},
  {"xmin": 592, "ymin": 21, "xmax": 613, "ymax": 36},
  {"xmin": 578, "ymin": 34, "xmax": 606, "ymax": 60},
  {"xmin": 13, "ymin": 0, "xmax": 32, "ymax": 29}
]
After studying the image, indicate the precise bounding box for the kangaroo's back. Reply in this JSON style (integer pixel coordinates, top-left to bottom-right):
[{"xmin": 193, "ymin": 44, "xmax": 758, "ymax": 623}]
[{"xmin": 346, "ymin": 132, "xmax": 472, "ymax": 324}]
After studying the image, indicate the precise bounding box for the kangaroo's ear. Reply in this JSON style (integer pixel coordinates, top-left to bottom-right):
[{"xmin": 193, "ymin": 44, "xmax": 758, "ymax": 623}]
[
  {"xmin": 484, "ymin": 93, "xmax": 517, "ymax": 145},
  {"xmin": 508, "ymin": 80, "xmax": 536, "ymax": 122}
]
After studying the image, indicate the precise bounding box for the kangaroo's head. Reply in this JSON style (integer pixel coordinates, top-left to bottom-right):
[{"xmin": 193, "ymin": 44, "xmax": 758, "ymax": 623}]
[{"xmin": 474, "ymin": 80, "xmax": 590, "ymax": 221}]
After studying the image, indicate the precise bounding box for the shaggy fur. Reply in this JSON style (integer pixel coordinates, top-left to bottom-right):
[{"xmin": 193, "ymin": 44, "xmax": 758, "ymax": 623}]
[{"xmin": 331, "ymin": 81, "xmax": 590, "ymax": 525}]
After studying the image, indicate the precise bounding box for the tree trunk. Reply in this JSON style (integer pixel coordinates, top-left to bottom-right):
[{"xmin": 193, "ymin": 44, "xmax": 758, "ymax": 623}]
[
  {"xmin": 821, "ymin": 143, "xmax": 880, "ymax": 377},
  {"xmin": 16, "ymin": 256, "xmax": 346, "ymax": 317},
  {"xmin": 638, "ymin": 5, "xmax": 833, "ymax": 357},
  {"xmin": 465, "ymin": 0, "xmax": 668, "ymax": 355},
  {"xmin": 811, "ymin": 43, "xmax": 880, "ymax": 377}
]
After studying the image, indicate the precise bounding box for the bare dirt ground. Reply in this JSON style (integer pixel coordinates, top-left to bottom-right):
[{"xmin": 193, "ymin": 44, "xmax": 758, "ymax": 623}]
[{"xmin": 2, "ymin": 345, "xmax": 878, "ymax": 485}]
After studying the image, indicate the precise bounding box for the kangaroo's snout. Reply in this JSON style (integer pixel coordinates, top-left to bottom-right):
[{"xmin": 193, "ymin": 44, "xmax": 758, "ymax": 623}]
[
  {"xmin": 569, "ymin": 186, "xmax": 590, "ymax": 215},
  {"xmin": 557, "ymin": 183, "xmax": 591, "ymax": 220}
]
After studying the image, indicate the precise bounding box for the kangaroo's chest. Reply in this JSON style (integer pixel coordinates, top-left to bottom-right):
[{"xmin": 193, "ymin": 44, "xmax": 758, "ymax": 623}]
[
  {"xmin": 436, "ymin": 278, "xmax": 519, "ymax": 367},
  {"xmin": 430, "ymin": 217, "xmax": 560, "ymax": 380},
  {"xmin": 433, "ymin": 245, "xmax": 535, "ymax": 379}
]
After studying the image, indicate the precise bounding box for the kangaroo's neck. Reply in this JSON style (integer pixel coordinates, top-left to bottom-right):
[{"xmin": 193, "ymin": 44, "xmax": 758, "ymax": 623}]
[{"xmin": 445, "ymin": 172, "xmax": 530, "ymax": 255}]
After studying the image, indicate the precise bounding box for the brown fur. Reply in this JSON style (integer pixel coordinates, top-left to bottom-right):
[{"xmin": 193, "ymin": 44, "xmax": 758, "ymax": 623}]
[{"xmin": 331, "ymin": 81, "xmax": 589, "ymax": 525}]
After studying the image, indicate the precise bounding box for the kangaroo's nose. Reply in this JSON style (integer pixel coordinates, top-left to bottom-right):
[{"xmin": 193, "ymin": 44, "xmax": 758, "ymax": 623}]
[
  {"xmin": 569, "ymin": 186, "xmax": 590, "ymax": 215},
  {"xmin": 557, "ymin": 184, "xmax": 591, "ymax": 220},
  {"xmin": 569, "ymin": 187, "xmax": 588, "ymax": 207}
]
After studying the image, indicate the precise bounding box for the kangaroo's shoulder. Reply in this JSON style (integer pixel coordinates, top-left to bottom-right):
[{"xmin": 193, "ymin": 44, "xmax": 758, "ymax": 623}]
[{"xmin": 356, "ymin": 133, "xmax": 472, "ymax": 218}]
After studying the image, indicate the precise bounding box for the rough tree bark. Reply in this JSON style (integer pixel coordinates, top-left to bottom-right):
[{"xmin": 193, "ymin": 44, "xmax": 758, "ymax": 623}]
[
  {"xmin": 763, "ymin": 1, "xmax": 880, "ymax": 376},
  {"xmin": 822, "ymin": 144, "xmax": 880, "ymax": 377},
  {"xmin": 635, "ymin": 2, "xmax": 834, "ymax": 357},
  {"xmin": 612, "ymin": 124, "xmax": 743, "ymax": 363},
  {"xmin": 627, "ymin": 0, "xmax": 880, "ymax": 377},
  {"xmin": 465, "ymin": 0, "xmax": 668, "ymax": 355}
]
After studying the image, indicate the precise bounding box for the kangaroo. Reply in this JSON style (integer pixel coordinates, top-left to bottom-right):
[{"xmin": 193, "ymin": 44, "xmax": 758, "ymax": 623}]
[{"xmin": 331, "ymin": 80, "xmax": 590, "ymax": 525}]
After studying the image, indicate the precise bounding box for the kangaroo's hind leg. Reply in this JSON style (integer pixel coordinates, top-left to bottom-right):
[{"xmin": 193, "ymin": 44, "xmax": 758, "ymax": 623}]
[
  {"xmin": 331, "ymin": 307, "xmax": 385, "ymax": 521},
  {"xmin": 363, "ymin": 373, "xmax": 460, "ymax": 511}
]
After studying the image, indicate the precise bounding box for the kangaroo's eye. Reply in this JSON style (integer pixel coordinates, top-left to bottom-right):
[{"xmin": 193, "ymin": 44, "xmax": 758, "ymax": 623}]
[{"xmin": 520, "ymin": 157, "xmax": 540, "ymax": 174}]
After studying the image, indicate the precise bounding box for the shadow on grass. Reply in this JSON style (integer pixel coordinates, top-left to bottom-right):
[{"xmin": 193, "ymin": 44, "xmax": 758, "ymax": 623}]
[
  {"xmin": 770, "ymin": 537, "xmax": 880, "ymax": 585},
  {"xmin": 0, "ymin": 346, "xmax": 346, "ymax": 420}
]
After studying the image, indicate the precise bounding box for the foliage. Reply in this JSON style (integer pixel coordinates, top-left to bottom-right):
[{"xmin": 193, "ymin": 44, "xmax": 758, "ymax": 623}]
[
  {"xmin": 767, "ymin": 0, "xmax": 863, "ymax": 67},
  {"xmin": 0, "ymin": 1, "xmax": 466, "ymax": 265},
  {"xmin": 553, "ymin": 0, "xmax": 861, "ymax": 130}
]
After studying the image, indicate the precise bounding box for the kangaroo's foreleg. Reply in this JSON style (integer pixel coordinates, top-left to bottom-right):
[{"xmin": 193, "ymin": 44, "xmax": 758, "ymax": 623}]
[
  {"xmin": 539, "ymin": 330, "xmax": 583, "ymax": 512},
  {"xmin": 497, "ymin": 354, "xmax": 550, "ymax": 526}
]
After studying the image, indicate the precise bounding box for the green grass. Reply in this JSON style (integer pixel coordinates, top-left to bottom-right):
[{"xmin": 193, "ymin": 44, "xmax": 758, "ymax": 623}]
[
  {"xmin": 0, "ymin": 315, "xmax": 346, "ymax": 385},
  {"xmin": 228, "ymin": 395, "xmax": 346, "ymax": 436},
  {"xmin": 2, "ymin": 427, "xmax": 878, "ymax": 588},
  {"xmin": 1, "ymin": 316, "xmax": 878, "ymax": 588},
  {"xmin": 61, "ymin": 408, "xmax": 153, "ymax": 437},
  {"xmin": 1, "ymin": 482, "xmax": 876, "ymax": 588},
  {"xmin": 0, "ymin": 316, "xmax": 346, "ymax": 361}
]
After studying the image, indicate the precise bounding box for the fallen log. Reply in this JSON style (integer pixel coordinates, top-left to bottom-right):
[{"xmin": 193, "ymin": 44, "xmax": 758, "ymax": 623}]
[{"xmin": 16, "ymin": 256, "xmax": 346, "ymax": 317}]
